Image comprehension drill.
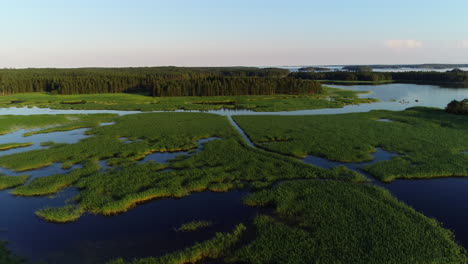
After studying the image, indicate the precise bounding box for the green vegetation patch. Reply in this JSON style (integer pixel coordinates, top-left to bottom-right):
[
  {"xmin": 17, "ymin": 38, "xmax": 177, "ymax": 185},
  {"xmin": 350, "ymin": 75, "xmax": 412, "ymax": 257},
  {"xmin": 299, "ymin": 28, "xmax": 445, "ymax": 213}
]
[
  {"xmin": 0, "ymin": 175, "xmax": 29, "ymax": 190},
  {"xmin": 176, "ymin": 220, "xmax": 213, "ymax": 232},
  {"xmin": 12, "ymin": 160, "xmax": 99, "ymax": 196},
  {"xmin": 234, "ymin": 107, "xmax": 468, "ymax": 181},
  {"xmin": 109, "ymin": 224, "xmax": 246, "ymax": 264},
  {"xmin": 0, "ymin": 114, "xmax": 115, "ymax": 136},
  {"xmin": 41, "ymin": 137, "xmax": 349, "ymax": 221},
  {"xmin": 0, "ymin": 86, "xmax": 374, "ymax": 112},
  {"xmin": 0, "ymin": 143, "xmax": 33, "ymax": 151},
  {"xmin": 0, "ymin": 112, "xmax": 363, "ymax": 222},
  {"xmin": 22, "ymin": 114, "xmax": 115, "ymax": 136},
  {"xmin": 228, "ymin": 180, "xmax": 467, "ymax": 264},
  {"xmin": 35, "ymin": 205, "xmax": 84, "ymax": 223},
  {"xmin": 0, "ymin": 113, "xmax": 235, "ymax": 171}
]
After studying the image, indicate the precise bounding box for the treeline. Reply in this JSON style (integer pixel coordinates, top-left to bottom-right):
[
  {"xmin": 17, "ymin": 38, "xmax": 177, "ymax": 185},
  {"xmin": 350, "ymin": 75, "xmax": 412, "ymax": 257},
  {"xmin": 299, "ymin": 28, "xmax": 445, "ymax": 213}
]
[
  {"xmin": 150, "ymin": 77, "xmax": 321, "ymax": 96},
  {"xmin": 446, "ymin": 99, "xmax": 468, "ymax": 115},
  {"xmin": 290, "ymin": 71, "xmax": 392, "ymax": 82},
  {"xmin": 0, "ymin": 67, "xmax": 322, "ymax": 96},
  {"xmin": 290, "ymin": 71, "xmax": 468, "ymax": 83},
  {"xmin": 345, "ymin": 64, "xmax": 468, "ymax": 70}
]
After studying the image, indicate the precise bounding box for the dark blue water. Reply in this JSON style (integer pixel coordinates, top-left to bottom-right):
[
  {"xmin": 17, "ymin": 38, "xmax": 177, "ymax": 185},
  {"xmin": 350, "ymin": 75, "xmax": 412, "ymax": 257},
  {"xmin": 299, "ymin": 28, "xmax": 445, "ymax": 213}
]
[{"xmin": 0, "ymin": 187, "xmax": 256, "ymax": 264}]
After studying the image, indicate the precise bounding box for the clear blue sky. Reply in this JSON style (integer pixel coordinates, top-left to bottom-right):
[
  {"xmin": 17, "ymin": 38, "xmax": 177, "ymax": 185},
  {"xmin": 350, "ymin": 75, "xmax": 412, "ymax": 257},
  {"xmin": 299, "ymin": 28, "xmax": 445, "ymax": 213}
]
[{"xmin": 1, "ymin": 0, "xmax": 468, "ymax": 67}]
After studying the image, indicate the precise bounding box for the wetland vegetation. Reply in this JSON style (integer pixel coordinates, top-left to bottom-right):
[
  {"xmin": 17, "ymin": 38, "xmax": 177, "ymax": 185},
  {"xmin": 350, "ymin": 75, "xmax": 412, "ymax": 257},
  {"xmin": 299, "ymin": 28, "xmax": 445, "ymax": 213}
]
[
  {"xmin": 6, "ymin": 112, "xmax": 360, "ymax": 222},
  {"xmin": 0, "ymin": 143, "xmax": 32, "ymax": 151},
  {"xmin": 175, "ymin": 221, "xmax": 213, "ymax": 232},
  {"xmin": 0, "ymin": 114, "xmax": 114, "ymax": 135},
  {"xmin": 109, "ymin": 224, "xmax": 246, "ymax": 264},
  {"xmin": 234, "ymin": 107, "xmax": 468, "ymax": 182},
  {"xmin": 0, "ymin": 175, "xmax": 29, "ymax": 191},
  {"xmin": 106, "ymin": 180, "xmax": 467, "ymax": 264},
  {"xmin": 0, "ymin": 86, "xmax": 374, "ymax": 112},
  {"xmin": 1, "ymin": 80, "xmax": 468, "ymax": 263}
]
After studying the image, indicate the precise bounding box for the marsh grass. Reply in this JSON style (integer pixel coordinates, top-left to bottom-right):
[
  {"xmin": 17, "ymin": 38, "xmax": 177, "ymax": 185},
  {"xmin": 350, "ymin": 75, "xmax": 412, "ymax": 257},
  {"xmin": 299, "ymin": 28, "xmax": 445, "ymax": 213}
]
[
  {"xmin": 0, "ymin": 113, "xmax": 235, "ymax": 172},
  {"xmin": 0, "ymin": 143, "xmax": 33, "ymax": 151},
  {"xmin": 0, "ymin": 112, "xmax": 362, "ymax": 224},
  {"xmin": 228, "ymin": 180, "xmax": 467, "ymax": 264},
  {"xmin": 22, "ymin": 114, "xmax": 115, "ymax": 136},
  {"xmin": 0, "ymin": 175, "xmax": 29, "ymax": 190},
  {"xmin": 175, "ymin": 221, "xmax": 213, "ymax": 232},
  {"xmin": 0, "ymin": 114, "xmax": 114, "ymax": 136},
  {"xmin": 12, "ymin": 160, "xmax": 99, "ymax": 196},
  {"xmin": 108, "ymin": 224, "xmax": 246, "ymax": 264},
  {"xmin": 0, "ymin": 87, "xmax": 373, "ymax": 112},
  {"xmin": 234, "ymin": 107, "xmax": 468, "ymax": 181},
  {"xmin": 35, "ymin": 205, "xmax": 84, "ymax": 223},
  {"xmin": 35, "ymin": 137, "xmax": 359, "ymax": 222}
]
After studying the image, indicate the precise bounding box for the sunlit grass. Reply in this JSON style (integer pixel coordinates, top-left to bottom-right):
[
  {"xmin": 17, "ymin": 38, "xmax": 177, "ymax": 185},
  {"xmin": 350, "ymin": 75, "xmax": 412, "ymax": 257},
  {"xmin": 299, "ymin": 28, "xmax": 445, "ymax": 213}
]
[
  {"xmin": 228, "ymin": 180, "xmax": 467, "ymax": 264},
  {"xmin": 109, "ymin": 224, "xmax": 246, "ymax": 264},
  {"xmin": 0, "ymin": 175, "xmax": 29, "ymax": 190},
  {"xmin": 35, "ymin": 205, "xmax": 84, "ymax": 223},
  {"xmin": 0, "ymin": 143, "xmax": 33, "ymax": 151},
  {"xmin": 175, "ymin": 221, "xmax": 213, "ymax": 232}
]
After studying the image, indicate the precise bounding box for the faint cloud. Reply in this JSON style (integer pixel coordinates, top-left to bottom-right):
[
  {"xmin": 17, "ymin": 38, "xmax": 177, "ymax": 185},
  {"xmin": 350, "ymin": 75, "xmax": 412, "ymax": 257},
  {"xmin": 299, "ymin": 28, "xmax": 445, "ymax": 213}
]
[
  {"xmin": 385, "ymin": 40, "xmax": 423, "ymax": 49},
  {"xmin": 460, "ymin": 40, "xmax": 468, "ymax": 48}
]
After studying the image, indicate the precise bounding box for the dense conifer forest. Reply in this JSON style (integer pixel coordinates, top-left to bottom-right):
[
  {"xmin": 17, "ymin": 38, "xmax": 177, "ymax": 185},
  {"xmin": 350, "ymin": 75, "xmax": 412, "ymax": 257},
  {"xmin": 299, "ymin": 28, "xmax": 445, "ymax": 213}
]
[{"xmin": 0, "ymin": 67, "xmax": 322, "ymax": 96}]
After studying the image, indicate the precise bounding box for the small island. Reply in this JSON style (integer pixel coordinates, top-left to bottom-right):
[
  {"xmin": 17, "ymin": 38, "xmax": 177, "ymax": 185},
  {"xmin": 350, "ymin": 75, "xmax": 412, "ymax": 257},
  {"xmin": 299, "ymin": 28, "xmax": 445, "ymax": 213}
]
[{"xmin": 298, "ymin": 66, "xmax": 331, "ymax": 72}]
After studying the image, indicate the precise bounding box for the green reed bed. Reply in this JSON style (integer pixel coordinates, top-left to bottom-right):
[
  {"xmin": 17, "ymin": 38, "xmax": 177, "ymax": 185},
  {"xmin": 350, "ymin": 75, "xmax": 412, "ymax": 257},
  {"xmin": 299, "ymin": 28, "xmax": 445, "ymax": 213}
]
[
  {"xmin": 22, "ymin": 114, "xmax": 116, "ymax": 136},
  {"xmin": 234, "ymin": 107, "xmax": 468, "ymax": 181},
  {"xmin": 0, "ymin": 175, "xmax": 29, "ymax": 190},
  {"xmin": 0, "ymin": 113, "xmax": 235, "ymax": 172},
  {"xmin": 0, "ymin": 114, "xmax": 114, "ymax": 136},
  {"xmin": 175, "ymin": 221, "xmax": 213, "ymax": 232},
  {"xmin": 108, "ymin": 224, "xmax": 246, "ymax": 264},
  {"xmin": 35, "ymin": 205, "xmax": 84, "ymax": 223},
  {"xmin": 227, "ymin": 180, "xmax": 467, "ymax": 264},
  {"xmin": 109, "ymin": 180, "xmax": 467, "ymax": 264},
  {"xmin": 0, "ymin": 87, "xmax": 374, "ymax": 112},
  {"xmin": 1, "ymin": 111, "xmax": 467, "ymax": 263},
  {"xmin": 0, "ymin": 143, "xmax": 33, "ymax": 151},
  {"xmin": 12, "ymin": 159, "xmax": 100, "ymax": 196},
  {"xmin": 36, "ymin": 137, "xmax": 355, "ymax": 222},
  {"xmin": 0, "ymin": 112, "xmax": 365, "ymax": 222}
]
